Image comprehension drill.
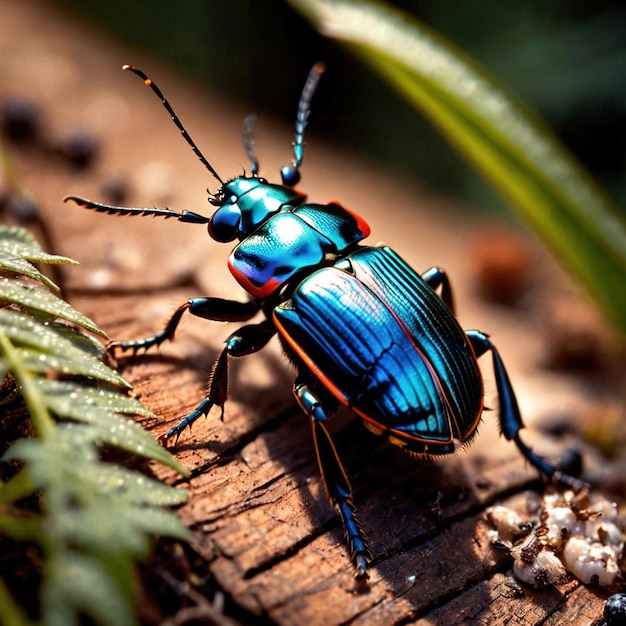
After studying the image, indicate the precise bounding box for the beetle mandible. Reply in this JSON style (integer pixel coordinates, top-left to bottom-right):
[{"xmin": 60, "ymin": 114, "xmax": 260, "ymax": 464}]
[{"xmin": 66, "ymin": 63, "xmax": 583, "ymax": 580}]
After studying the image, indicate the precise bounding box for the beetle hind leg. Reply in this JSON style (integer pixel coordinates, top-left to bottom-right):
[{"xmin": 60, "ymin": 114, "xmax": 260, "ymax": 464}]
[
  {"xmin": 294, "ymin": 382, "xmax": 371, "ymax": 579},
  {"xmin": 466, "ymin": 330, "xmax": 585, "ymax": 490}
]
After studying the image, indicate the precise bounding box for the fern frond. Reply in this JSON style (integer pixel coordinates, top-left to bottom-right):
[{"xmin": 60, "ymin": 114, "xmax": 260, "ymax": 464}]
[{"xmin": 0, "ymin": 225, "xmax": 190, "ymax": 626}]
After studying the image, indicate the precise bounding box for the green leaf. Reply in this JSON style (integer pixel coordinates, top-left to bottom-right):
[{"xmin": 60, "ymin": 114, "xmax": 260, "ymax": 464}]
[
  {"xmin": 0, "ymin": 278, "xmax": 107, "ymax": 338},
  {"xmin": 0, "ymin": 579, "xmax": 30, "ymax": 626},
  {"xmin": 35, "ymin": 379, "xmax": 189, "ymax": 475},
  {"xmin": 0, "ymin": 249, "xmax": 60, "ymax": 291},
  {"xmin": 0, "ymin": 308, "xmax": 126, "ymax": 387},
  {"xmin": 73, "ymin": 460, "xmax": 189, "ymax": 510},
  {"xmin": 0, "ymin": 322, "xmax": 55, "ymax": 442},
  {"xmin": 289, "ymin": 0, "xmax": 626, "ymax": 334},
  {"xmin": 44, "ymin": 552, "xmax": 136, "ymax": 626},
  {"xmin": 43, "ymin": 321, "xmax": 109, "ymax": 358},
  {"xmin": 0, "ymin": 225, "xmax": 78, "ymax": 266},
  {"xmin": 8, "ymin": 431, "xmax": 189, "ymax": 551},
  {"xmin": 35, "ymin": 378, "xmax": 154, "ymax": 417}
]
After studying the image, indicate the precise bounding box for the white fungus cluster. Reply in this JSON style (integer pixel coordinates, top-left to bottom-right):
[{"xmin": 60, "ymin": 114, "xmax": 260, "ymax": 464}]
[{"xmin": 486, "ymin": 491, "xmax": 624, "ymax": 588}]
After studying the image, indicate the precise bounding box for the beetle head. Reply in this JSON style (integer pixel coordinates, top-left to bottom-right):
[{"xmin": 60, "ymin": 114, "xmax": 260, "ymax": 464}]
[{"xmin": 208, "ymin": 176, "xmax": 306, "ymax": 243}]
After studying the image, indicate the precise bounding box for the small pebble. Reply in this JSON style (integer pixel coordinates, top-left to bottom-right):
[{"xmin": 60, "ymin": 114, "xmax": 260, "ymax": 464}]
[
  {"xmin": 470, "ymin": 227, "xmax": 532, "ymax": 306},
  {"xmin": 1, "ymin": 98, "xmax": 40, "ymax": 142},
  {"xmin": 58, "ymin": 126, "xmax": 100, "ymax": 169}
]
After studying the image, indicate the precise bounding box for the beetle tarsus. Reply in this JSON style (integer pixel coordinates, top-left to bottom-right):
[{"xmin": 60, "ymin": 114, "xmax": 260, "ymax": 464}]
[
  {"xmin": 159, "ymin": 398, "xmax": 215, "ymax": 447},
  {"xmin": 299, "ymin": 387, "xmax": 373, "ymax": 579},
  {"xmin": 553, "ymin": 471, "xmax": 588, "ymax": 493},
  {"xmin": 338, "ymin": 499, "xmax": 371, "ymax": 580},
  {"xmin": 514, "ymin": 434, "xmax": 587, "ymax": 491},
  {"xmin": 107, "ymin": 333, "xmax": 168, "ymax": 356},
  {"xmin": 467, "ymin": 330, "xmax": 585, "ymax": 488}
]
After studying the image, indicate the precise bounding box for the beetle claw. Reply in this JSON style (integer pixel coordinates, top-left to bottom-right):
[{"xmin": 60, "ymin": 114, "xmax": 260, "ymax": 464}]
[
  {"xmin": 354, "ymin": 568, "xmax": 368, "ymax": 581},
  {"xmin": 353, "ymin": 555, "xmax": 370, "ymax": 581}
]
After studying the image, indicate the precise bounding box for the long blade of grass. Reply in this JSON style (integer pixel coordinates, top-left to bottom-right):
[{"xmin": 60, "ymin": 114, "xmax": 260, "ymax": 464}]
[{"xmin": 289, "ymin": 0, "xmax": 626, "ymax": 333}]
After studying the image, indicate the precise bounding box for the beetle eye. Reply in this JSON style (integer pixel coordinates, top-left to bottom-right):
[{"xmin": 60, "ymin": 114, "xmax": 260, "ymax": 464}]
[{"xmin": 208, "ymin": 205, "xmax": 242, "ymax": 242}]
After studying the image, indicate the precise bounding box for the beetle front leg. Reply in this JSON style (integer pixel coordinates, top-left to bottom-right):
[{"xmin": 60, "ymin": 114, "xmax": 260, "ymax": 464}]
[
  {"xmin": 159, "ymin": 320, "xmax": 276, "ymax": 445},
  {"xmin": 294, "ymin": 383, "xmax": 371, "ymax": 580},
  {"xmin": 466, "ymin": 330, "xmax": 585, "ymax": 490},
  {"xmin": 108, "ymin": 297, "xmax": 261, "ymax": 355}
]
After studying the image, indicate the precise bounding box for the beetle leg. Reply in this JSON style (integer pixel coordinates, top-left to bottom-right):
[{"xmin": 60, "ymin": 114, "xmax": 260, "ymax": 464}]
[
  {"xmin": 108, "ymin": 297, "xmax": 261, "ymax": 355},
  {"xmin": 421, "ymin": 266, "xmax": 455, "ymax": 314},
  {"xmin": 466, "ymin": 330, "xmax": 585, "ymax": 490},
  {"xmin": 294, "ymin": 383, "xmax": 372, "ymax": 580},
  {"xmin": 159, "ymin": 320, "xmax": 276, "ymax": 445}
]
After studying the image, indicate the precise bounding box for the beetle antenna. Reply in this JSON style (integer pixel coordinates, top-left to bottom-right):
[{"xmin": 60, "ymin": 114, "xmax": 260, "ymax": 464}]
[
  {"xmin": 281, "ymin": 61, "xmax": 326, "ymax": 187},
  {"xmin": 243, "ymin": 115, "xmax": 260, "ymax": 176},
  {"xmin": 122, "ymin": 64, "xmax": 224, "ymax": 187},
  {"xmin": 63, "ymin": 195, "xmax": 210, "ymax": 224}
]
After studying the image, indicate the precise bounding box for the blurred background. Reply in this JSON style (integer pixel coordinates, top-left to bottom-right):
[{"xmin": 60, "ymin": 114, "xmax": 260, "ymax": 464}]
[{"xmin": 56, "ymin": 0, "xmax": 626, "ymax": 214}]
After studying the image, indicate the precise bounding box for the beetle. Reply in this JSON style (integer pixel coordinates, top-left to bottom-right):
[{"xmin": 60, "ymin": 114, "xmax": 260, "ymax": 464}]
[{"xmin": 65, "ymin": 63, "xmax": 582, "ymax": 580}]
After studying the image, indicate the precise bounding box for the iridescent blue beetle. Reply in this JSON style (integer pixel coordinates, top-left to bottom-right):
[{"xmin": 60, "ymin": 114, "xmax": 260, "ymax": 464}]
[{"xmin": 66, "ymin": 63, "xmax": 582, "ymax": 580}]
